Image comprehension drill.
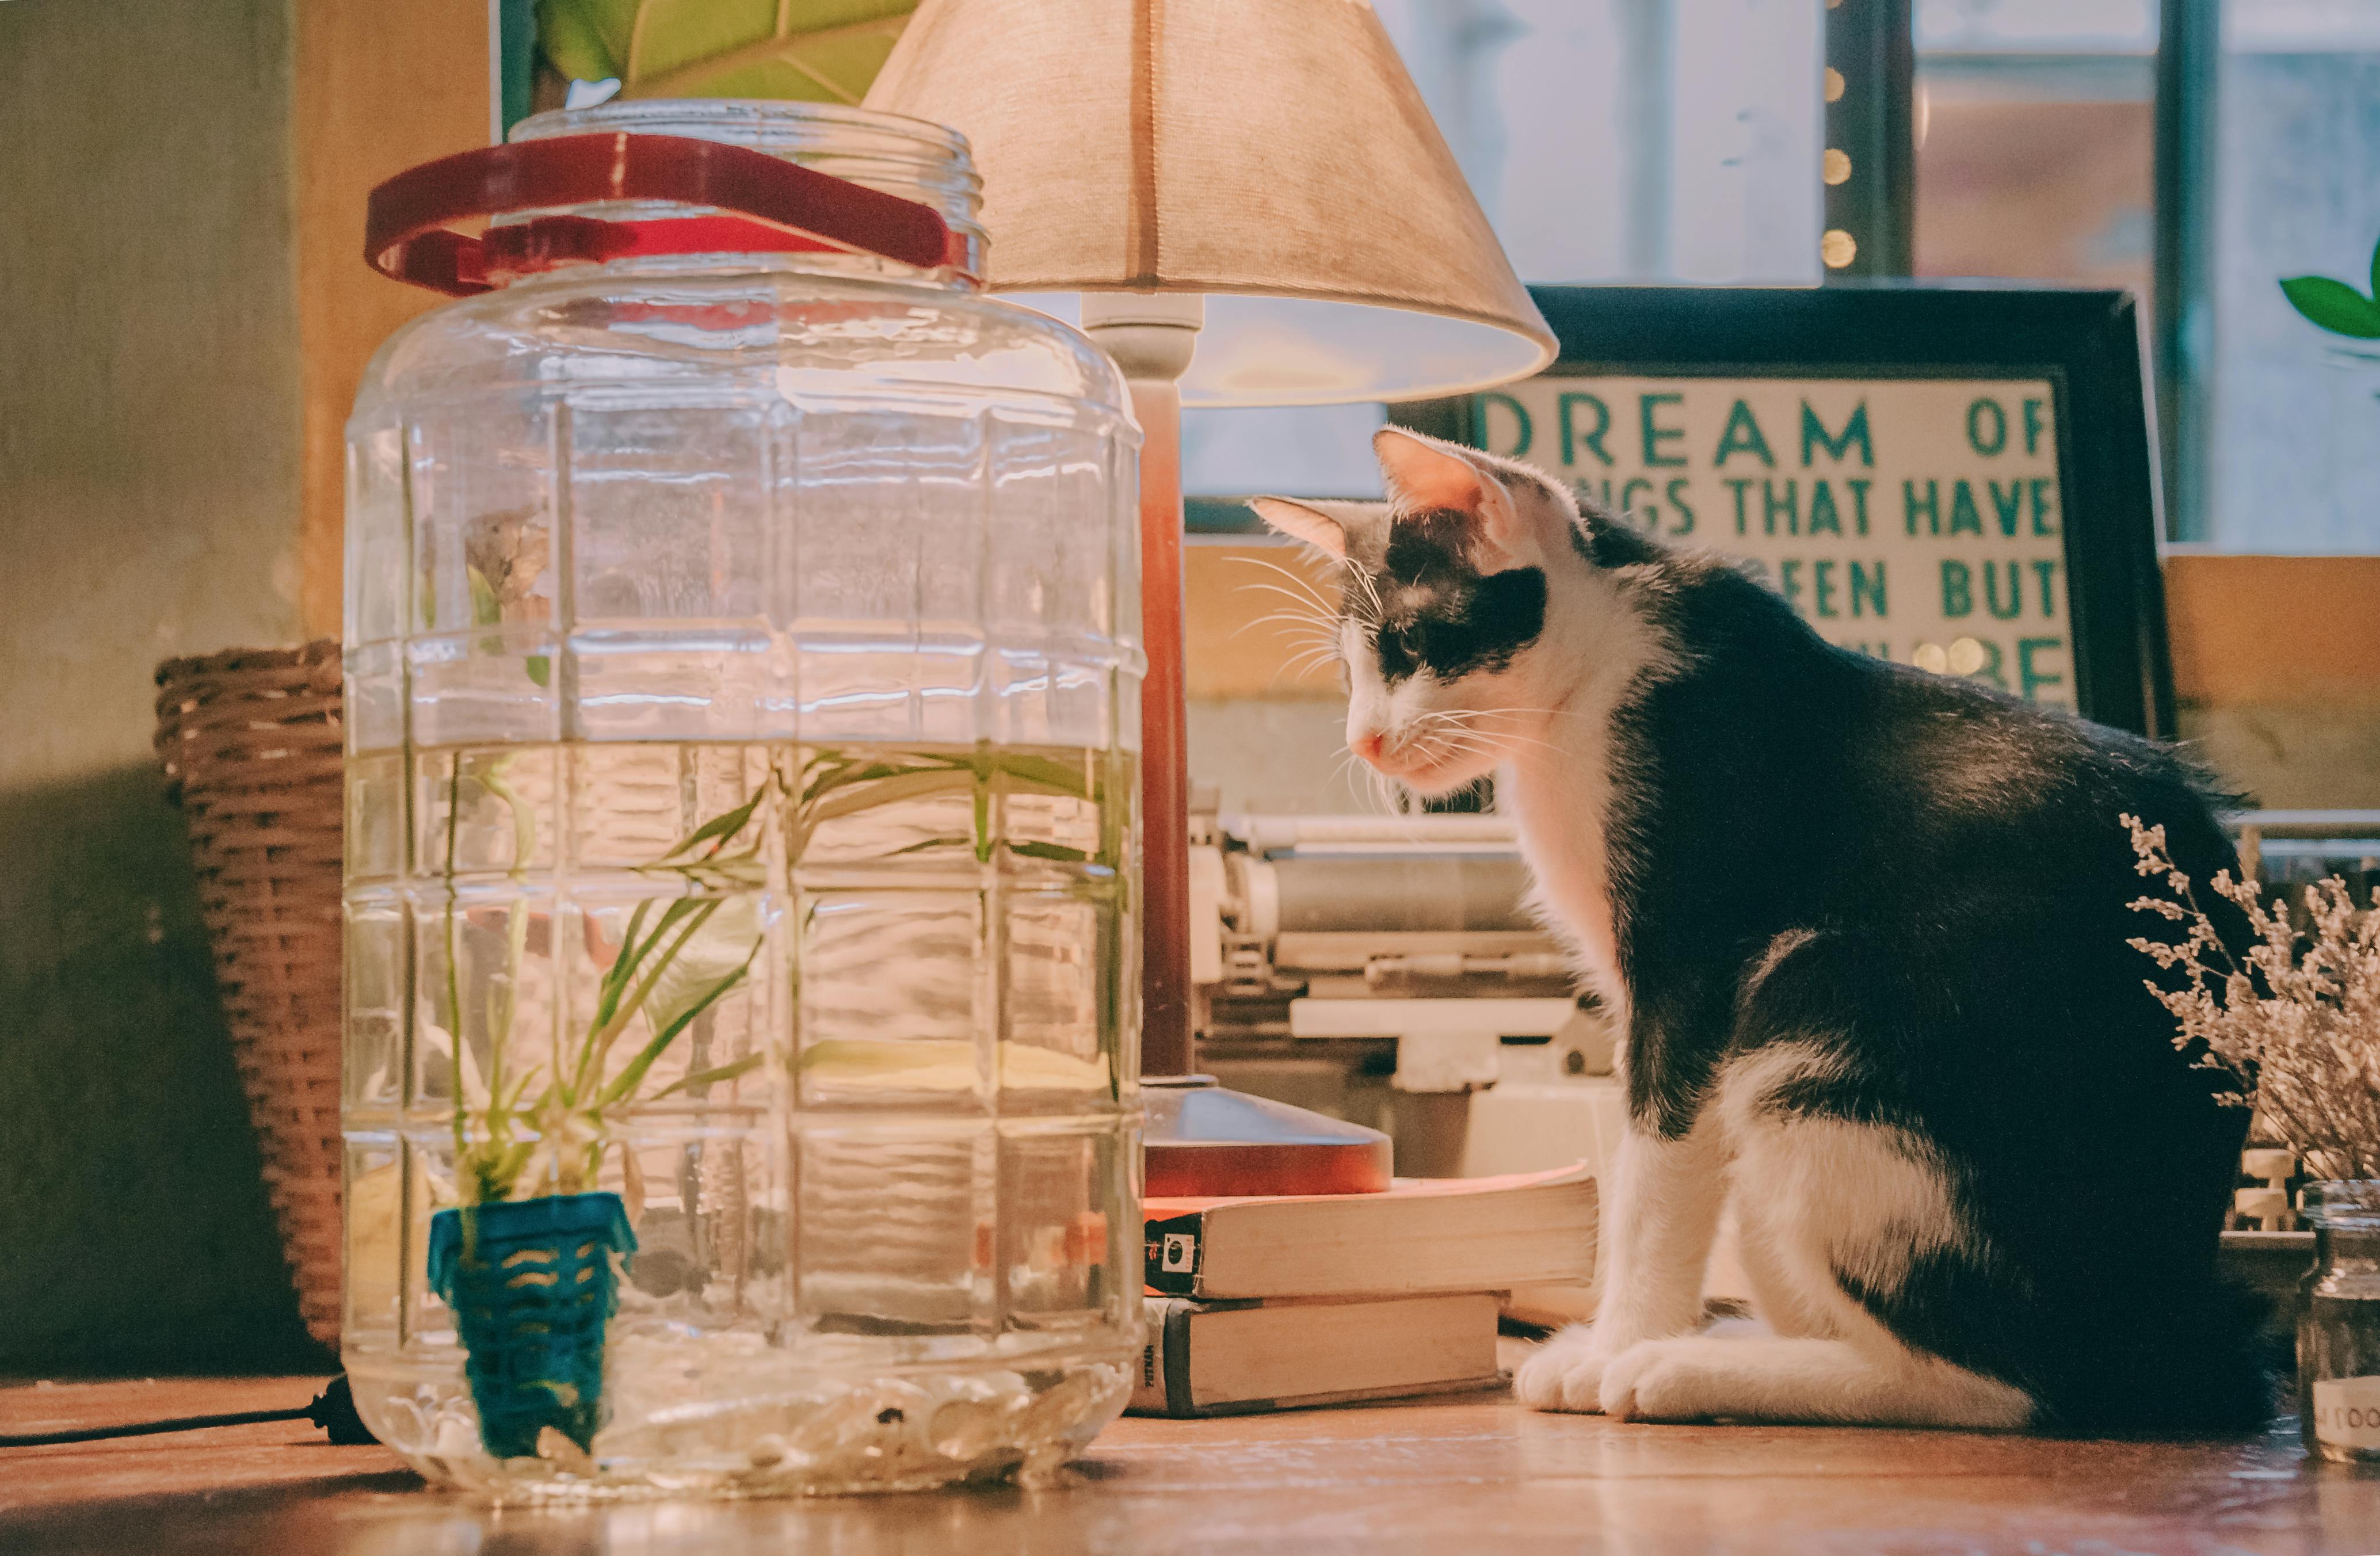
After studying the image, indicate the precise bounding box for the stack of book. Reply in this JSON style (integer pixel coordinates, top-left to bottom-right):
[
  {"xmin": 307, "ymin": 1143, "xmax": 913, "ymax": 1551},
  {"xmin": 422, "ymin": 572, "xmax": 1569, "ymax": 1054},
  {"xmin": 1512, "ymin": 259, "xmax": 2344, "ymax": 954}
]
[{"xmin": 1130, "ymin": 1163, "xmax": 1597, "ymax": 1418}]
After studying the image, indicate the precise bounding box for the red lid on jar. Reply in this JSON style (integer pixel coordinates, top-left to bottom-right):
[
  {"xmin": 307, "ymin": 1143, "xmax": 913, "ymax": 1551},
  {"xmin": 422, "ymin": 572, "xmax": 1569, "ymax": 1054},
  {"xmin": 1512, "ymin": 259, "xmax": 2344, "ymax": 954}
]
[{"xmin": 365, "ymin": 131, "xmax": 965, "ymax": 296}]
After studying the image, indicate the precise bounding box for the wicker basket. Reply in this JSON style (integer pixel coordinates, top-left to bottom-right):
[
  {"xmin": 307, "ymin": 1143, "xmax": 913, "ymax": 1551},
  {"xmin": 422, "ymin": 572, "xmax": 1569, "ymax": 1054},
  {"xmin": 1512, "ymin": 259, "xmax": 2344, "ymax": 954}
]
[{"xmin": 155, "ymin": 641, "xmax": 345, "ymax": 1347}]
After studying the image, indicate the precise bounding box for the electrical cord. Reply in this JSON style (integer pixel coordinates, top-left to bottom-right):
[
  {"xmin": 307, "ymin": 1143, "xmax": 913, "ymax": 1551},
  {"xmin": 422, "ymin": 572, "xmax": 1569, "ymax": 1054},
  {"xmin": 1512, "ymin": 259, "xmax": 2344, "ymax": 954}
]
[{"xmin": 0, "ymin": 1375, "xmax": 378, "ymax": 1449}]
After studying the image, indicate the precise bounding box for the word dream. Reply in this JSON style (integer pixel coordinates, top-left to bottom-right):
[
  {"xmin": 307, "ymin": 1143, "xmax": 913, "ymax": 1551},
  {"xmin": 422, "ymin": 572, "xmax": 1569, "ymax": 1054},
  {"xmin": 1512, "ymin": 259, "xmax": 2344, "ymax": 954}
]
[{"xmin": 1479, "ymin": 376, "xmax": 2072, "ymax": 707}]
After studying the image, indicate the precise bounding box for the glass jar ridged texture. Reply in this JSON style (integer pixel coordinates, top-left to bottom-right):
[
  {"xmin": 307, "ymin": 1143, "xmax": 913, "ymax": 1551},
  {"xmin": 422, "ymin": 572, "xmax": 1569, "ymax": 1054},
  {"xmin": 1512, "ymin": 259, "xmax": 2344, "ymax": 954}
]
[
  {"xmin": 2302, "ymin": 1181, "xmax": 2380, "ymax": 1462},
  {"xmin": 340, "ymin": 101, "xmax": 1145, "ymax": 1499}
]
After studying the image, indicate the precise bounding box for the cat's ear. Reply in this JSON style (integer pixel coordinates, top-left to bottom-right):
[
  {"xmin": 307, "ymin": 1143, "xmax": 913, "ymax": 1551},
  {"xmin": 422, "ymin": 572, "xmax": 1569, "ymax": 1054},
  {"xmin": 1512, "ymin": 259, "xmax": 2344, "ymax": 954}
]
[
  {"xmin": 1248, "ymin": 497, "xmax": 1348, "ymax": 560},
  {"xmin": 1372, "ymin": 428, "xmax": 1521, "ymax": 567}
]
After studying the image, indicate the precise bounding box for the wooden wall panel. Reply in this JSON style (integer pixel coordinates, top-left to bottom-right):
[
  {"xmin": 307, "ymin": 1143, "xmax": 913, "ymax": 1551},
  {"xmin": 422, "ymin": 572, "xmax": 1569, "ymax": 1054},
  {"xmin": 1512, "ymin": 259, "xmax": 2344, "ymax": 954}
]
[
  {"xmin": 1184, "ymin": 541, "xmax": 1343, "ymax": 701},
  {"xmin": 294, "ymin": 0, "xmax": 490, "ymax": 639},
  {"xmin": 2164, "ymin": 552, "xmax": 2380, "ymax": 709}
]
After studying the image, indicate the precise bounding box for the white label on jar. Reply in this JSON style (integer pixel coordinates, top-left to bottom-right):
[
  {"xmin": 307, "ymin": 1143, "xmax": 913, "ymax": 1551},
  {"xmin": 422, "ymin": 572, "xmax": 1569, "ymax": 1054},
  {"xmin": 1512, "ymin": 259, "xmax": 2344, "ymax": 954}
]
[{"xmin": 2312, "ymin": 1376, "xmax": 2380, "ymax": 1449}]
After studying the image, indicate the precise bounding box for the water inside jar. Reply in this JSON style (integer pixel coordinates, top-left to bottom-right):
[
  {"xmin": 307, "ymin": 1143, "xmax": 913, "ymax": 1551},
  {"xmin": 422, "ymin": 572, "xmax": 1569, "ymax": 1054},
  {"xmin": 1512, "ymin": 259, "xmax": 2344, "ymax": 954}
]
[{"xmin": 342, "ymin": 735, "xmax": 1136, "ymax": 1495}]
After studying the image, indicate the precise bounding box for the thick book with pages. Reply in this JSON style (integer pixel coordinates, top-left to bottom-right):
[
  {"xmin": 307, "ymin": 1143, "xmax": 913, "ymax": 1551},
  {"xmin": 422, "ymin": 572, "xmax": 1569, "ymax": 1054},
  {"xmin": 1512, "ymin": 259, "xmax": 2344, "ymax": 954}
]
[
  {"xmin": 1128, "ymin": 1291, "xmax": 1504, "ymax": 1418},
  {"xmin": 1141, "ymin": 1163, "xmax": 1596, "ymax": 1299}
]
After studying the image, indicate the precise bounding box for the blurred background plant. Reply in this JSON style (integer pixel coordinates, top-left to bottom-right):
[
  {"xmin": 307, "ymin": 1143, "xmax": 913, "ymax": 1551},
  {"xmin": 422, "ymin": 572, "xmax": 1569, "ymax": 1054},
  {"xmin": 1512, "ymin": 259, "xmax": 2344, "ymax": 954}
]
[
  {"xmin": 531, "ymin": 0, "xmax": 916, "ymax": 105},
  {"xmin": 2282, "ymin": 232, "xmax": 2380, "ymax": 340}
]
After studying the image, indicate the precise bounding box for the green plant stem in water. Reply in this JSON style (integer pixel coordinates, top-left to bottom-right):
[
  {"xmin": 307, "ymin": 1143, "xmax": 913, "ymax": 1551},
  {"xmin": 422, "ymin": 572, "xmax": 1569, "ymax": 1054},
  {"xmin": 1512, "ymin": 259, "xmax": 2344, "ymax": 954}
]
[
  {"xmin": 440, "ymin": 739, "xmax": 1117, "ymax": 1210},
  {"xmin": 441, "ymin": 754, "xmax": 766, "ymax": 1207}
]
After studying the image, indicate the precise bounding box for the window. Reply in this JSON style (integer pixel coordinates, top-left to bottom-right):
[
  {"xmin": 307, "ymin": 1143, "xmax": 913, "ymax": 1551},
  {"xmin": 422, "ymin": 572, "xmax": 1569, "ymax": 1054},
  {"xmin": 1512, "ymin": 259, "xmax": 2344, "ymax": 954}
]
[{"xmin": 2202, "ymin": 0, "xmax": 2380, "ymax": 551}]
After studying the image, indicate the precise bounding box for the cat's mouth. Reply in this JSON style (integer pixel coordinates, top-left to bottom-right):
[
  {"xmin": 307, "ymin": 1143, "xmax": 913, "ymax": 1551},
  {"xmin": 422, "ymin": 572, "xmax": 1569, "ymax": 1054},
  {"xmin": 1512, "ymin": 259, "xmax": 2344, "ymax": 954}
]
[{"xmin": 1359, "ymin": 742, "xmax": 1484, "ymax": 794}]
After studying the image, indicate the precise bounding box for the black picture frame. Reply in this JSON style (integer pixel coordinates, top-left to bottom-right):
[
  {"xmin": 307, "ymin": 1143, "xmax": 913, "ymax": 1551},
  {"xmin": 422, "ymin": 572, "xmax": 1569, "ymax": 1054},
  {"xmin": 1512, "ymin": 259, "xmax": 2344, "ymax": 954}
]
[{"xmin": 1389, "ymin": 283, "xmax": 2175, "ymax": 739}]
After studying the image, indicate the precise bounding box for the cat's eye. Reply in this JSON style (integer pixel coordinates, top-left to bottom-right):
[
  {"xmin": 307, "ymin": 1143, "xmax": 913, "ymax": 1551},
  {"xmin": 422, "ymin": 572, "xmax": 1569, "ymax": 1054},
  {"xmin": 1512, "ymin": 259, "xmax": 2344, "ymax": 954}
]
[{"xmin": 1374, "ymin": 621, "xmax": 1425, "ymax": 677}]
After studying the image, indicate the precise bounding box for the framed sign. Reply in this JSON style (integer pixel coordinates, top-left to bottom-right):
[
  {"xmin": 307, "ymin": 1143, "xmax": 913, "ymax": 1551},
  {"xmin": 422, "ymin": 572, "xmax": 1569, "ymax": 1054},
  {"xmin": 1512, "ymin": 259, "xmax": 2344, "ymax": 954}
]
[{"xmin": 1393, "ymin": 284, "xmax": 2175, "ymax": 738}]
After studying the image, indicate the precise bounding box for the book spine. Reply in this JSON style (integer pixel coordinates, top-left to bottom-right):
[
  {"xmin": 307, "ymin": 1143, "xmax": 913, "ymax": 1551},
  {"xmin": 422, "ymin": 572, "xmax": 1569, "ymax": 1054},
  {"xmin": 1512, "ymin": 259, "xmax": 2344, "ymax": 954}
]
[
  {"xmin": 1126, "ymin": 1299, "xmax": 1197, "ymax": 1417},
  {"xmin": 1142, "ymin": 1212, "xmax": 1205, "ymax": 1298}
]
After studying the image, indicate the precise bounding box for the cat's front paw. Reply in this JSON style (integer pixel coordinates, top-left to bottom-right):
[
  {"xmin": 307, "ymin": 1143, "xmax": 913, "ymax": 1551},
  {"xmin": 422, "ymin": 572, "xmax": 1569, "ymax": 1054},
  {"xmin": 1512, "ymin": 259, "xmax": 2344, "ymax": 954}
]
[
  {"xmin": 1513, "ymin": 1325, "xmax": 1615, "ymax": 1413},
  {"xmin": 1599, "ymin": 1338, "xmax": 1721, "ymax": 1423}
]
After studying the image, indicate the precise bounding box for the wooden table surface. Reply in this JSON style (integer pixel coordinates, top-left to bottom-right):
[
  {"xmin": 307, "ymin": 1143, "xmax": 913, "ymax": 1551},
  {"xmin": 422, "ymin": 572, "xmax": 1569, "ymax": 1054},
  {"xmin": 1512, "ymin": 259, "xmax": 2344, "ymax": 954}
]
[{"xmin": 5, "ymin": 1374, "xmax": 2377, "ymax": 1554}]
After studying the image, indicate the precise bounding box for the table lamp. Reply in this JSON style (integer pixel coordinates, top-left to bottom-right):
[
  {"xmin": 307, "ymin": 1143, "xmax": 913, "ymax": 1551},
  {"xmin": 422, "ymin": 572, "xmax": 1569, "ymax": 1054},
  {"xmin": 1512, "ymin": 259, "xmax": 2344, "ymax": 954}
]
[{"xmin": 865, "ymin": 0, "xmax": 1554, "ymax": 1195}]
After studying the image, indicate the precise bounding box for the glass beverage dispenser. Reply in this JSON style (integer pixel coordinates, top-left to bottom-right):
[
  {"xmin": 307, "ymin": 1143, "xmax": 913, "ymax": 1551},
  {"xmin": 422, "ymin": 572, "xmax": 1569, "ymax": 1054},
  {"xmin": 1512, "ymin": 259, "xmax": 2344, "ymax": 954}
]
[{"xmin": 340, "ymin": 102, "xmax": 1143, "ymax": 1498}]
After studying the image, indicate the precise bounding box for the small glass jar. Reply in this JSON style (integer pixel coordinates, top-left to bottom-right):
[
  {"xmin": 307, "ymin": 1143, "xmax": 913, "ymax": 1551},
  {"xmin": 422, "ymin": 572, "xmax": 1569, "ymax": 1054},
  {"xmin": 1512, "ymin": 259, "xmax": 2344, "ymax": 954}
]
[{"xmin": 2300, "ymin": 1181, "xmax": 2380, "ymax": 1461}]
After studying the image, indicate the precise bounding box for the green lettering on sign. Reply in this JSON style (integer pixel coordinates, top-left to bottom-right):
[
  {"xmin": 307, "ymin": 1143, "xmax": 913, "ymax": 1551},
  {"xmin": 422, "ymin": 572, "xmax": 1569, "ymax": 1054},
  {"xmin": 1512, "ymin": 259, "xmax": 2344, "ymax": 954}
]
[
  {"xmin": 1665, "ymin": 477, "xmax": 1696, "ymax": 536},
  {"xmin": 1948, "ymin": 480, "xmax": 1984, "ymax": 537},
  {"xmin": 1904, "ymin": 479, "xmax": 1939, "ymax": 537},
  {"xmin": 1714, "ymin": 399, "xmax": 1777, "ymax": 468},
  {"xmin": 1640, "ymin": 393, "xmax": 1687, "ymax": 468},
  {"xmin": 1846, "ymin": 477, "xmax": 1872, "ymax": 537},
  {"xmin": 1984, "ymin": 559, "xmax": 2023, "ymax": 620},
  {"xmin": 1850, "ymin": 560, "xmax": 1886, "ymax": 617},
  {"xmin": 2018, "ymin": 636, "xmax": 2065, "ymax": 700},
  {"xmin": 2029, "ymin": 478, "xmax": 2059, "ymax": 536},
  {"xmin": 1807, "ymin": 480, "xmax": 1844, "ymax": 537},
  {"xmin": 1560, "ymin": 392, "xmax": 1613, "ymax": 468},
  {"xmin": 1477, "ymin": 392, "xmax": 1532, "ymax": 458},
  {"xmin": 1966, "ymin": 397, "xmax": 2008, "ymax": 456},
  {"xmin": 1988, "ymin": 480, "xmax": 2023, "ymax": 537},
  {"xmin": 1813, "ymin": 559, "xmax": 1841, "ymax": 619},
  {"xmin": 1941, "ymin": 559, "xmax": 1973, "ymax": 618},
  {"xmin": 1726, "ymin": 478, "xmax": 1757, "ymax": 536},
  {"xmin": 2031, "ymin": 558, "xmax": 2059, "ymax": 619},
  {"xmin": 1619, "ymin": 476, "xmax": 1653, "ymax": 528},
  {"xmin": 1800, "ymin": 401, "xmax": 1874, "ymax": 467}
]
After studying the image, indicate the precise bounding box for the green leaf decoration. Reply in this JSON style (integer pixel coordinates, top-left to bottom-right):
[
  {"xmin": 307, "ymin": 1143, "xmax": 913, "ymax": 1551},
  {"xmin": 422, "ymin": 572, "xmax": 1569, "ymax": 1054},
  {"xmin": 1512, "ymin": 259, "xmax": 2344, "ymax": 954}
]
[
  {"xmin": 2280, "ymin": 274, "xmax": 2380, "ymax": 341},
  {"xmin": 535, "ymin": 0, "xmax": 917, "ymax": 104},
  {"xmin": 467, "ymin": 564, "xmax": 502, "ymax": 627},
  {"xmin": 651, "ymin": 1052, "xmax": 765, "ymax": 1101}
]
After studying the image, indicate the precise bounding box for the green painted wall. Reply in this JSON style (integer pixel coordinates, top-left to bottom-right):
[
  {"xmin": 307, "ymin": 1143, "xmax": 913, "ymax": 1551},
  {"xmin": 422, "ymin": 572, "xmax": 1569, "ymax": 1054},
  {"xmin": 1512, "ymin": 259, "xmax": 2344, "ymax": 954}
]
[{"xmin": 0, "ymin": 0, "xmax": 322, "ymax": 1373}]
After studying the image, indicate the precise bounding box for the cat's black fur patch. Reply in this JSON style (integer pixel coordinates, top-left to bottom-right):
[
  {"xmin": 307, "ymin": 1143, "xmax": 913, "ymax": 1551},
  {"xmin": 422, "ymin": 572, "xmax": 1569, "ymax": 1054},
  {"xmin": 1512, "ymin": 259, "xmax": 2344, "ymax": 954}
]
[
  {"xmin": 1331, "ymin": 475, "xmax": 2268, "ymax": 1434},
  {"xmin": 1360, "ymin": 506, "xmax": 1547, "ymax": 684},
  {"xmin": 1547, "ymin": 496, "xmax": 2267, "ymax": 1433}
]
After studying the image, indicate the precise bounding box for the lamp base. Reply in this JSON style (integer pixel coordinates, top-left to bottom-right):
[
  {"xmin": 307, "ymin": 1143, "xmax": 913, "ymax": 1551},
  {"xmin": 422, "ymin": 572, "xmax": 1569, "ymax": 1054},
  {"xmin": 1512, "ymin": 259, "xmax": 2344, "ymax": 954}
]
[{"xmin": 1142, "ymin": 1075, "xmax": 1393, "ymax": 1198}]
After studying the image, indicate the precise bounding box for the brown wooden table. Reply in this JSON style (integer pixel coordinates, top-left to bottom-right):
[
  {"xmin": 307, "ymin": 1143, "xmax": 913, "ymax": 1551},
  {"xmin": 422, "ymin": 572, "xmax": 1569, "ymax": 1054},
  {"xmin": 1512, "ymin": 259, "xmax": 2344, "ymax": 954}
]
[{"xmin": 5, "ymin": 1374, "xmax": 2376, "ymax": 1554}]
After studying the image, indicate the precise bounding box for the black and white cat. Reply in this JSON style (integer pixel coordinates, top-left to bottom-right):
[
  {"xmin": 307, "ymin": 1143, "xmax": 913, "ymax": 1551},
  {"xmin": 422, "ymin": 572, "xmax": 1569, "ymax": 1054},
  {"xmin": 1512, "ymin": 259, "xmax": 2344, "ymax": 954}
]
[{"xmin": 1250, "ymin": 428, "xmax": 2264, "ymax": 1432}]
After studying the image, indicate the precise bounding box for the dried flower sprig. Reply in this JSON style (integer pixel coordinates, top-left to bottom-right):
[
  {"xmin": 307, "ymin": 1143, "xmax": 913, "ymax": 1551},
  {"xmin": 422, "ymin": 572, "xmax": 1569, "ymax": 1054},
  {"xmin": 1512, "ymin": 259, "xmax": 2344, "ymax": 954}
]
[{"xmin": 2125, "ymin": 813, "xmax": 2380, "ymax": 1180}]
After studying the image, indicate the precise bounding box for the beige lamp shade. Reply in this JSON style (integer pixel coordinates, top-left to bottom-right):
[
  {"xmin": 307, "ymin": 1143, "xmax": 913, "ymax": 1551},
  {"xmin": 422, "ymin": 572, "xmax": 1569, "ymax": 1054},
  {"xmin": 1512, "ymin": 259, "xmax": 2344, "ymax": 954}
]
[{"xmin": 863, "ymin": 0, "xmax": 1555, "ymax": 406}]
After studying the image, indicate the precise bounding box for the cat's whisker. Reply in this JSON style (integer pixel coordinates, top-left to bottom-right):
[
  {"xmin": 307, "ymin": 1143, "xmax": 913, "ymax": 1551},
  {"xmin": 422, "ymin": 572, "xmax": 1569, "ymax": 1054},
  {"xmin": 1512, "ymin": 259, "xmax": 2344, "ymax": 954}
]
[
  {"xmin": 1222, "ymin": 554, "xmax": 1340, "ymax": 615},
  {"xmin": 1223, "ymin": 549, "xmax": 1337, "ymax": 593},
  {"xmin": 1230, "ymin": 578, "xmax": 1340, "ymax": 617},
  {"xmin": 1428, "ymin": 703, "xmax": 1599, "ymax": 723},
  {"xmin": 1438, "ymin": 705, "xmax": 1596, "ymax": 726},
  {"xmin": 1235, "ymin": 608, "xmax": 1340, "ymax": 643},
  {"xmin": 1334, "ymin": 557, "xmax": 1385, "ymax": 624},
  {"xmin": 1273, "ymin": 660, "xmax": 1342, "ymax": 690},
  {"xmin": 1413, "ymin": 718, "xmax": 1564, "ymax": 758},
  {"xmin": 1271, "ymin": 657, "xmax": 1344, "ymax": 693},
  {"xmin": 1328, "ymin": 746, "xmax": 1376, "ymax": 811}
]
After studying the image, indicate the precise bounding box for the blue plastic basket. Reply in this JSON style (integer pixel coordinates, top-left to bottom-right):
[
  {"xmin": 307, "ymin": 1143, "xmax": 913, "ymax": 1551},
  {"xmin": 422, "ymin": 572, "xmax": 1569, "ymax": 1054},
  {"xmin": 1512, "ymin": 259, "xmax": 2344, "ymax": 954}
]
[{"xmin": 427, "ymin": 1191, "xmax": 637, "ymax": 1459}]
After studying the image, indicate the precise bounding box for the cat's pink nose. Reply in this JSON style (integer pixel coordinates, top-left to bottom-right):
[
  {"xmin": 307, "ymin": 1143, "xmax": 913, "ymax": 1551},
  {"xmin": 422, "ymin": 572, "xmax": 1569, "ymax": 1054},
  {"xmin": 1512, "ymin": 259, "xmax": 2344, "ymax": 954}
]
[{"xmin": 1351, "ymin": 730, "xmax": 1386, "ymax": 760}]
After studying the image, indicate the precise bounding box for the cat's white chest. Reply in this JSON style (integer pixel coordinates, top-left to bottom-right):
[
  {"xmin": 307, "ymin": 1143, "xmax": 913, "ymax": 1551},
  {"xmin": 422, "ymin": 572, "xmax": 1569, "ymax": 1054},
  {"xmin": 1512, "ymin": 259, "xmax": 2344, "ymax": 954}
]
[{"xmin": 1503, "ymin": 754, "xmax": 1626, "ymax": 1021}]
